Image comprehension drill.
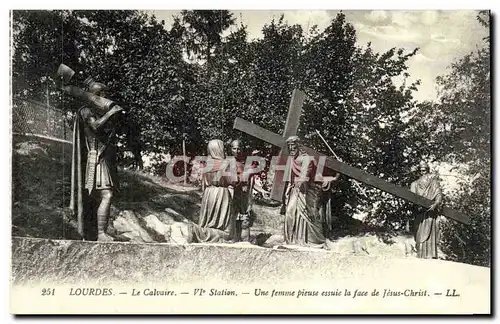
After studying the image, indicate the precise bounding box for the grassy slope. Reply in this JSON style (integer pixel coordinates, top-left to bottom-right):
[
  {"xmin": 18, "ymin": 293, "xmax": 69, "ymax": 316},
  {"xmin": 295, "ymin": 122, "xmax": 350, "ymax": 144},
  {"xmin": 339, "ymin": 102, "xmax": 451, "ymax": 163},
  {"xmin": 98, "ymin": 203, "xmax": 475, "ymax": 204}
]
[{"xmin": 12, "ymin": 137, "xmax": 74, "ymax": 238}]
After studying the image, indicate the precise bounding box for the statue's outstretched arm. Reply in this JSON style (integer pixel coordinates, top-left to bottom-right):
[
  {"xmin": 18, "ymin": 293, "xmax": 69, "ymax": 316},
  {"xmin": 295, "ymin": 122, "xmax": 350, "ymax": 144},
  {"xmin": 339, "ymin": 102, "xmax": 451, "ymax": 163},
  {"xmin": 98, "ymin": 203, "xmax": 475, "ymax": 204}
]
[{"xmin": 86, "ymin": 105, "xmax": 123, "ymax": 132}]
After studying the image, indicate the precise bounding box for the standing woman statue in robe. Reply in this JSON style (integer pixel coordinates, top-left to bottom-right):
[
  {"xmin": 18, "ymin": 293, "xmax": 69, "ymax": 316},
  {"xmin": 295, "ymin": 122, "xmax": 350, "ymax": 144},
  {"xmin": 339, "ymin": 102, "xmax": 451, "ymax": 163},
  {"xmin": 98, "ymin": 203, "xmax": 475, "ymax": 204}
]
[
  {"xmin": 198, "ymin": 139, "xmax": 234, "ymax": 240},
  {"xmin": 410, "ymin": 161, "xmax": 443, "ymax": 259}
]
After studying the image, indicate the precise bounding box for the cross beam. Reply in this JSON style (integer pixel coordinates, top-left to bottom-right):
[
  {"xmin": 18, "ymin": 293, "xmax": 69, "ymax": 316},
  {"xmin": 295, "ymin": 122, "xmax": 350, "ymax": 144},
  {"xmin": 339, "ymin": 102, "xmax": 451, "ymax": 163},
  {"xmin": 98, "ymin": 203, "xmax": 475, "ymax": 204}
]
[
  {"xmin": 268, "ymin": 89, "xmax": 305, "ymax": 201},
  {"xmin": 233, "ymin": 117, "xmax": 470, "ymax": 225}
]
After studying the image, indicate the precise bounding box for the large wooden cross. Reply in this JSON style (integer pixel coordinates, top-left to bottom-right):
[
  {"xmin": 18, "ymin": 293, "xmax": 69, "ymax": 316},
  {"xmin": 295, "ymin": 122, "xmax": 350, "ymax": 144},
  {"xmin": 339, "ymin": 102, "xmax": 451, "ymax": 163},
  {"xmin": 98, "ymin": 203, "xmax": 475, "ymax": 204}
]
[
  {"xmin": 234, "ymin": 89, "xmax": 470, "ymax": 225},
  {"xmin": 268, "ymin": 89, "xmax": 305, "ymax": 203}
]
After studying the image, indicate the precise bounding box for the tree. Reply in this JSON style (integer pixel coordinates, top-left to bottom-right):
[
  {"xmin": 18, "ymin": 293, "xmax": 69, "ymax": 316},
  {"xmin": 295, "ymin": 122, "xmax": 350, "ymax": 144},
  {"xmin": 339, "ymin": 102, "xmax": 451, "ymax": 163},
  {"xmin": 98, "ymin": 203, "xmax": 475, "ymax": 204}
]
[
  {"xmin": 186, "ymin": 15, "xmax": 306, "ymax": 153},
  {"xmin": 431, "ymin": 11, "xmax": 490, "ymax": 267},
  {"xmin": 345, "ymin": 43, "xmax": 421, "ymax": 231},
  {"xmin": 297, "ymin": 13, "xmax": 358, "ymax": 223},
  {"xmin": 12, "ymin": 10, "xmax": 190, "ymax": 159},
  {"xmin": 245, "ymin": 16, "xmax": 305, "ymax": 149},
  {"xmin": 294, "ymin": 12, "xmax": 422, "ymax": 230},
  {"xmin": 179, "ymin": 10, "xmax": 235, "ymax": 64},
  {"xmin": 12, "ymin": 10, "xmax": 84, "ymax": 109}
]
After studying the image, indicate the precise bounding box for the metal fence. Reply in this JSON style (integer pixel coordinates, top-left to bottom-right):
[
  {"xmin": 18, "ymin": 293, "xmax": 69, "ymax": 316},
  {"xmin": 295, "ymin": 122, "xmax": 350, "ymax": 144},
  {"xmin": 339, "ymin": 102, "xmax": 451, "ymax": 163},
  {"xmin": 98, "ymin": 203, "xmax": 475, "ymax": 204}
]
[{"xmin": 12, "ymin": 98, "xmax": 73, "ymax": 143}]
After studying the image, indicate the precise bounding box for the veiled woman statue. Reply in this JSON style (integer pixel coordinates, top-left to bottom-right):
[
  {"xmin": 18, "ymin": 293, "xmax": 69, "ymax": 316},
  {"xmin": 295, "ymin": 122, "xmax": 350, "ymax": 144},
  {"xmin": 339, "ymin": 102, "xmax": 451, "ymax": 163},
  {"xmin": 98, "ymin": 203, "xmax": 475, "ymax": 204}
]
[{"xmin": 197, "ymin": 139, "xmax": 234, "ymax": 241}]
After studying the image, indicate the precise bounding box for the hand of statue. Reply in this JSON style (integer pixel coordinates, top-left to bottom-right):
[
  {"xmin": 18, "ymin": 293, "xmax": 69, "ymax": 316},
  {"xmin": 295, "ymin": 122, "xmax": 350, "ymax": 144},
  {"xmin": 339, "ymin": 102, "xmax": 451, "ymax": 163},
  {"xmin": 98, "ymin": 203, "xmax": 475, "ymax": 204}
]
[
  {"xmin": 108, "ymin": 105, "xmax": 124, "ymax": 115},
  {"xmin": 322, "ymin": 180, "xmax": 332, "ymax": 191},
  {"xmin": 321, "ymin": 176, "xmax": 338, "ymax": 191},
  {"xmin": 427, "ymin": 202, "xmax": 439, "ymax": 212}
]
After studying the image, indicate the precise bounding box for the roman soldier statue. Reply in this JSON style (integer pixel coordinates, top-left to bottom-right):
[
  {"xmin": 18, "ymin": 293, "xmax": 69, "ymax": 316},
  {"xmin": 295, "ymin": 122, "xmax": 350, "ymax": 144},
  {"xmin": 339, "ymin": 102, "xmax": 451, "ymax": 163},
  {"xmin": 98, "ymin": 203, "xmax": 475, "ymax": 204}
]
[{"xmin": 56, "ymin": 64, "xmax": 124, "ymax": 241}]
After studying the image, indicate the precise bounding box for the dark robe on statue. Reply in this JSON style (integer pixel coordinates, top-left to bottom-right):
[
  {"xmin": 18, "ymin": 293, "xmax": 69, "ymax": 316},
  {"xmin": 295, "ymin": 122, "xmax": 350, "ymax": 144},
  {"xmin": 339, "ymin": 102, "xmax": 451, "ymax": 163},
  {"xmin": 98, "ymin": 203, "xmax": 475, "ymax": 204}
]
[
  {"xmin": 69, "ymin": 106, "xmax": 119, "ymax": 240},
  {"xmin": 410, "ymin": 173, "xmax": 443, "ymax": 259},
  {"xmin": 229, "ymin": 157, "xmax": 256, "ymax": 242},
  {"xmin": 314, "ymin": 183, "xmax": 335, "ymax": 239}
]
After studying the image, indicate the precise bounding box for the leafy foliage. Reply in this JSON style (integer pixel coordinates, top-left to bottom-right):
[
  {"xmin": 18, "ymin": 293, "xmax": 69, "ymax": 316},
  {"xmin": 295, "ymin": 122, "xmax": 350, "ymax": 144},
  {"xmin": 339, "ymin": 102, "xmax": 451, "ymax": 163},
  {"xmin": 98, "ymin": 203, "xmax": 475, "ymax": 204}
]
[
  {"xmin": 345, "ymin": 44, "xmax": 421, "ymax": 230},
  {"xmin": 428, "ymin": 13, "xmax": 490, "ymax": 266},
  {"xmin": 179, "ymin": 10, "xmax": 235, "ymax": 63},
  {"xmin": 13, "ymin": 10, "xmax": 192, "ymax": 155}
]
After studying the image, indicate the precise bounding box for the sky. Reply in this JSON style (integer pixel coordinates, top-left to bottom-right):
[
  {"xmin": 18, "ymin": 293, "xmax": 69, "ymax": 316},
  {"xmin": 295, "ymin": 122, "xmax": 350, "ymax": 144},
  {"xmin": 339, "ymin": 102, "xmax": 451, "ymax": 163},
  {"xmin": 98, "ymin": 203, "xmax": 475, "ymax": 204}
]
[{"xmin": 151, "ymin": 10, "xmax": 488, "ymax": 102}]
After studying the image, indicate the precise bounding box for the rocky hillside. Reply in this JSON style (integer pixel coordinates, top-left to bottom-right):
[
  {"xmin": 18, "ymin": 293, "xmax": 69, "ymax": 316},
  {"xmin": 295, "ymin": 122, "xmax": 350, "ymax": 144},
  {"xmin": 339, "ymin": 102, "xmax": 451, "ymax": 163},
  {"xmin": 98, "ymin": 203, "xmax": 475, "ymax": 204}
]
[{"xmin": 11, "ymin": 136, "xmax": 282, "ymax": 242}]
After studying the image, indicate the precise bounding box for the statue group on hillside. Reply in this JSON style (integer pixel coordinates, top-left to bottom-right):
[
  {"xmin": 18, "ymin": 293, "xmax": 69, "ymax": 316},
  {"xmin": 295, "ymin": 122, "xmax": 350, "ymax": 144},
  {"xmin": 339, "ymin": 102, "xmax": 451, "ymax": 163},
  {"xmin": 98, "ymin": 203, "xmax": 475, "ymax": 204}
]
[{"xmin": 57, "ymin": 64, "xmax": 445, "ymax": 259}]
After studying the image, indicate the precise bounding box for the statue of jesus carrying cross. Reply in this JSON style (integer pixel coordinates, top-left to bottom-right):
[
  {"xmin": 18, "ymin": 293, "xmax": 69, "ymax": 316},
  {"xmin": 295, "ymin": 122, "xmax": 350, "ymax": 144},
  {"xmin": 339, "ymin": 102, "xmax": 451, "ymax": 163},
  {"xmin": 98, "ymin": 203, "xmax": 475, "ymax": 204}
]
[
  {"xmin": 282, "ymin": 135, "xmax": 340, "ymax": 249},
  {"xmin": 233, "ymin": 88, "xmax": 469, "ymax": 252}
]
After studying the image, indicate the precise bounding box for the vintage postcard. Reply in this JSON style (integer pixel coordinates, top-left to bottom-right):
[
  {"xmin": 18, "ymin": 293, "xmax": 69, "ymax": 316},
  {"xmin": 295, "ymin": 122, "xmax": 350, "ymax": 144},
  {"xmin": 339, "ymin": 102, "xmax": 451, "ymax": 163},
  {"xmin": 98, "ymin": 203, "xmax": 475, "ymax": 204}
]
[{"xmin": 9, "ymin": 8, "xmax": 491, "ymax": 315}]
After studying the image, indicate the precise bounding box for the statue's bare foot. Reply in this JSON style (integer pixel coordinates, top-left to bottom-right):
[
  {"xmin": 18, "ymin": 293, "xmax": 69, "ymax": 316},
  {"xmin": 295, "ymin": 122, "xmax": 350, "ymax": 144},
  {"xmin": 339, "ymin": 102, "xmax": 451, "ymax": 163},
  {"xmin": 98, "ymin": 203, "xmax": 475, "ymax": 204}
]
[
  {"xmin": 324, "ymin": 238, "xmax": 335, "ymax": 251},
  {"xmin": 97, "ymin": 233, "xmax": 114, "ymax": 242}
]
